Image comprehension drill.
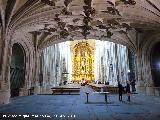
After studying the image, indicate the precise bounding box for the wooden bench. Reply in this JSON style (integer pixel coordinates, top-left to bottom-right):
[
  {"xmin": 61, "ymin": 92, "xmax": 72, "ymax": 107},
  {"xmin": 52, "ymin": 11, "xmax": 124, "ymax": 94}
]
[
  {"xmin": 88, "ymin": 84, "xmax": 106, "ymax": 92},
  {"xmin": 103, "ymin": 86, "xmax": 119, "ymax": 93},
  {"xmin": 51, "ymin": 87, "xmax": 80, "ymax": 95}
]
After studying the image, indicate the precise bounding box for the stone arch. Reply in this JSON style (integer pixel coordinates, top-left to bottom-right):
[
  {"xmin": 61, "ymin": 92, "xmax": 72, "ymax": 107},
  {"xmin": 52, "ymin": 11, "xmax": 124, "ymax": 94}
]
[
  {"xmin": 150, "ymin": 42, "xmax": 160, "ymax": 87},
  {"xmin": 40, "ymin": 33, "xmax": 134, "ymax": 52},
  {"xmin": 141, "ymin": 34, "xmax": 160, "ymax": 87},
  {"xmin": 10, "ymin": 43, "xmax": 26, "ymax": 97},
  {"xmin": 9, "ymin": 31, "xmax": 36, "ymax": 95}
]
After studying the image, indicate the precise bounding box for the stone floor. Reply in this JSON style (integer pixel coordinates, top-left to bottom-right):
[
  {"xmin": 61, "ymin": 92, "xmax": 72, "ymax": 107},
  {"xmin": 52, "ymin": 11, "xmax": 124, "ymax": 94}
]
[{"xmin": 0, "ymin": 86, "xmax": 160, "ymax": 120}]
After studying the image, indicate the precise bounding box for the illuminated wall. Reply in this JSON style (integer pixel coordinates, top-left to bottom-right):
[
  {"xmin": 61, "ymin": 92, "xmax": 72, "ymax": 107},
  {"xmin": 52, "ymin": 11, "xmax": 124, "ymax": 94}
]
[
  {"xmin": 95, "ymin": 40, "xmax": 129, "ymax": 86},
  {"xmin": 42, "ymin": 41, "xmax": 72, "ymax": 87}
]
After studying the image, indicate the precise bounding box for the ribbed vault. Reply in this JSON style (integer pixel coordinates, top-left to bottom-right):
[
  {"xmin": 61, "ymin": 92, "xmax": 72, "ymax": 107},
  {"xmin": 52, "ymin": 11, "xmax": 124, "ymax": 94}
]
[{"xmin": 1, "ymin": 0, "xmax": 160, "ymax": 50}]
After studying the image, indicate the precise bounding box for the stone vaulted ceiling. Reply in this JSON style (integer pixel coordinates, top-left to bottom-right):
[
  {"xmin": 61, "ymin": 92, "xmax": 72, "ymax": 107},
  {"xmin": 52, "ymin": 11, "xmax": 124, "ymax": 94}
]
[{"xmin": 1, "ymin": 0, "xmax": 160, "ymax": 51}]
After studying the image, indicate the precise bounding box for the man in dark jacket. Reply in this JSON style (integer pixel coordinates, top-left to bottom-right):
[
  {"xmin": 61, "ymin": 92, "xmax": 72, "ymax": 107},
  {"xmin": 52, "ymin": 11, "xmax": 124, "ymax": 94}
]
[
  {"xmin": 131, "ymin": 80, "xmax": 136, "ymax": 92},
  {"xmin": 118, "ymin": 81, "xmax": 124, "ymax": 101},
  {"xmin": 126, "ymin": 81, "xmax": 131, "ymax": 101}
]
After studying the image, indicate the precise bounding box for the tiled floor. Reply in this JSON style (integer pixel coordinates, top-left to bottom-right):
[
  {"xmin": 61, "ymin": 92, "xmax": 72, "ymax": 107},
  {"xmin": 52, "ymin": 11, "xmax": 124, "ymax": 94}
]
[{"xmin": 0, "ymin": 86, "xmax": 160, "ymax": 120}]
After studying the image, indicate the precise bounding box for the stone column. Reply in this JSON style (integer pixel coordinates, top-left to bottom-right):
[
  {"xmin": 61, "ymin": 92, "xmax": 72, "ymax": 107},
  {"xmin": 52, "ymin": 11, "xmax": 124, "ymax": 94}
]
[
  {"xmin": 136, "ymin": 51, "xmax": 146, "ymax": 94},
  {"xmin": 142, "ymin": 51, "xmax": 155, "ymax": 95},
  {"xmin": 0, "ymin": 71, "xmax": 10, "ymax": 104},
  {"xmin": 0, "ymin": 31, "xmax": 11, "ymax": 105},
  {"xmin": 31, "ymin": 32, "xmax": 41, "ymax": 94}
]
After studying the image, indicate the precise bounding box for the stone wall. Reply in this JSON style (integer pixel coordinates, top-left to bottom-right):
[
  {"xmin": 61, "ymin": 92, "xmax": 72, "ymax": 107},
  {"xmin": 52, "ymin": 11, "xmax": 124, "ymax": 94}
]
[{"xmin": 0, "ymin": 29, "xmax": 36, "ymax": 104}]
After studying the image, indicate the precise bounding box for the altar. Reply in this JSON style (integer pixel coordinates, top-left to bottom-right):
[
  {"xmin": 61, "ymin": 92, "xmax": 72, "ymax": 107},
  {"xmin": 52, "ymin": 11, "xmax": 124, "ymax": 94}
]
[{"xmin": 71, "ymin": 41, "xmax": 95, "ymax": 83}]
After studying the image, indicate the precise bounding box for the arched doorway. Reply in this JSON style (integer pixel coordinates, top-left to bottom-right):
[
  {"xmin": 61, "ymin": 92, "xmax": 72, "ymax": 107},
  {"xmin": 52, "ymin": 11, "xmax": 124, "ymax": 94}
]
[
  {"xmin": 151, "ymin": 42, "xmax": 160, "ymax": 87},
  {"xmin": 10, "ymin": 43, "xmax": 26, "ymax": 97}
]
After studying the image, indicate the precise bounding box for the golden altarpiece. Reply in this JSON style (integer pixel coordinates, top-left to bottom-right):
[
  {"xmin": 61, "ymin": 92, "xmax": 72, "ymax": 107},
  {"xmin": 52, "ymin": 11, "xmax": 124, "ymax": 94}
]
[{"xmin": 71, "ymin": 41, "xmax": 95, "ymax": 83}]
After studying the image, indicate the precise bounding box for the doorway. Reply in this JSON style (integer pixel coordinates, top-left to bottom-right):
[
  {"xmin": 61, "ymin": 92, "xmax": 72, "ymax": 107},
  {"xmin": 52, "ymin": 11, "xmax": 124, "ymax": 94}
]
[
  {"xmin": 10, "ymin": 43, "xmax": 26, "ymax": 97},
  {"xmin": 151, "ymin": 42, "xmax": 160, "ymax": 87}
]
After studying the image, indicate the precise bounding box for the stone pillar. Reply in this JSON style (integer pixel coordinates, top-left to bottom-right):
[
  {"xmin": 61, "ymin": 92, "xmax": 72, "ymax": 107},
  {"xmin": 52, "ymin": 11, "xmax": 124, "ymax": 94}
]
[
  {"xmin": 41, "ymin": 86, "xmax": 46, "ymax": 94},
  {"xmin": 146, "ymin": 87, "xmax": 155, "ymax": 96},
  {"xmin": 154, "ymin": 88, "xmax": 160, "ymax": 96},
  {"xmin": 136, "ymin": 81, "xmax": 146, "ymax": 95},
  {"xmin": 0, "ymin": 79, "xmax": 10, "ymax": 104},
  {"xmin": 19, "ymin": 88, "xmax": 25, "ymax": 96},
  {"xmin": 0, "ymin": 89, "xmax": 10, "ymax": 104},
  {"xmin": 34, "ymin": 86, "xmax": 41, "ymax": 94},
  {"xmin": 46, "ymin": 85, "xmax": 52, "ymax": 94},
  {"xmin": 34, "ymin": 54, "xmax": 41, "ymax": 95},
  {"xmin": 135, "ymin": 51, "xmax": 146, "ymax": 94},
  {"xmin": 0, "ymin": 40, "xmax": 11, "ymax": 104}
]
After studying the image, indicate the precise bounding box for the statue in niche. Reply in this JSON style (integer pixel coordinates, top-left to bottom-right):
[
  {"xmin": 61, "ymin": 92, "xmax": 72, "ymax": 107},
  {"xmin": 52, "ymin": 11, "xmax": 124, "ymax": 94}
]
[
  {"xmin": 47, "ymin": 71, "xmax": 50, "ymax": 83},
  {"xmin": 131, "ymin": 79, "xmax": 136, "ymax": 92},
  {"xmin": 55, "ymin": 62, "xmax": 59, "ymax": 85},
  {"xmin": 39, "ymin": 73, "xmax": 43, "ymax": 86},
  {"xmin": 81, "ymin": 58, "xmax": 86, "ymax": 72},
  {"xmin": 62, "ymin": 58, "xmax": 68, "ymax": 85}
]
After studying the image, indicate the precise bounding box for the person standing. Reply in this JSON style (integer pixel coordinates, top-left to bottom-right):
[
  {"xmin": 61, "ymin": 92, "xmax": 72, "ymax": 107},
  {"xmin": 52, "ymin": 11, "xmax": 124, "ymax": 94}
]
[
  {"xmin": 131, "ymin": 80, "xmax": 136, "ymax": 92},
  {"xmin": 126, "ymin": 81, "xmax": 131, "ymax": 101},
  {"xmin": 118, "ymin": 81, "xmax": 124, "ymax": 101}
]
